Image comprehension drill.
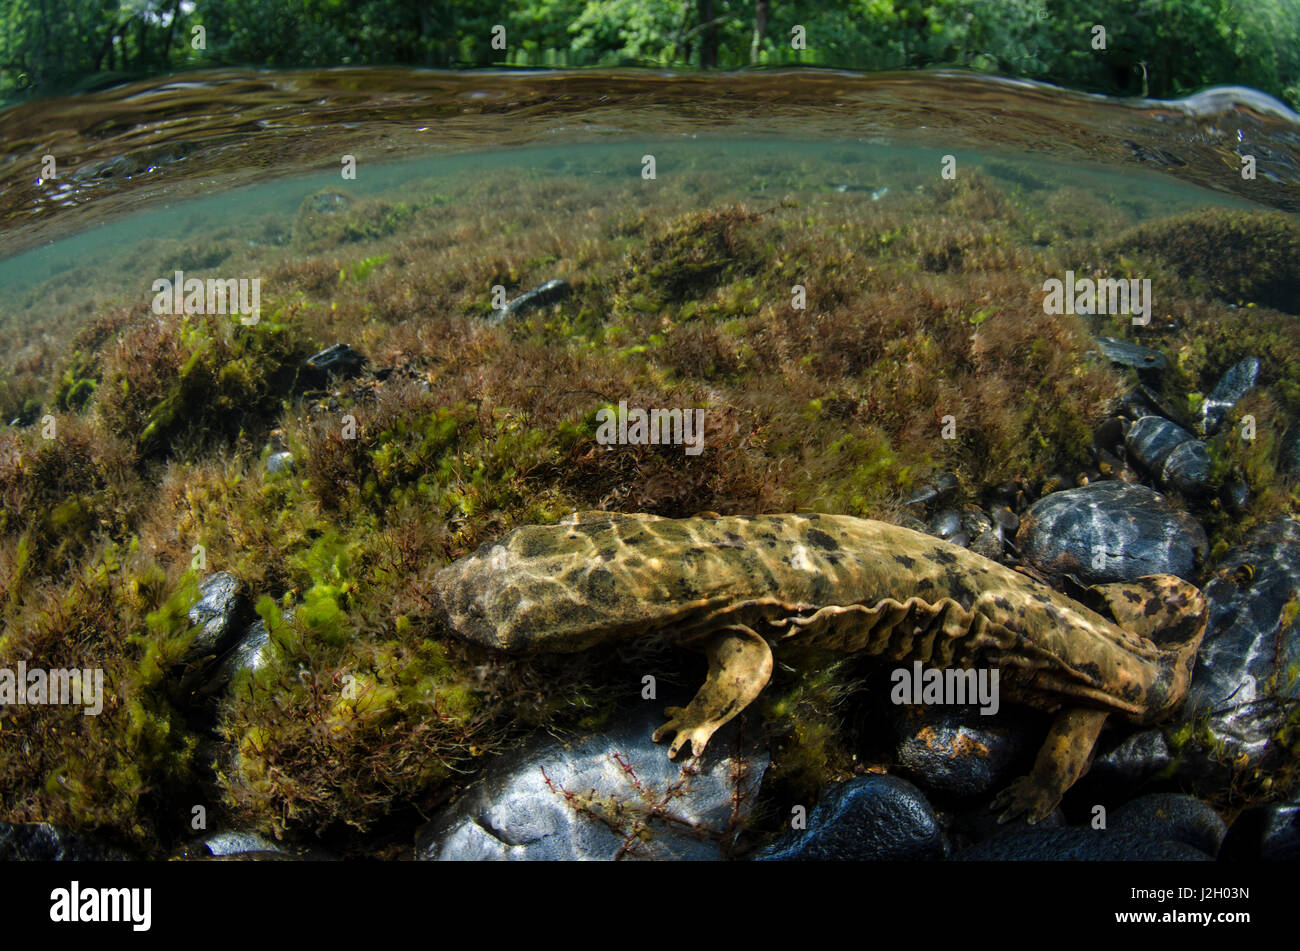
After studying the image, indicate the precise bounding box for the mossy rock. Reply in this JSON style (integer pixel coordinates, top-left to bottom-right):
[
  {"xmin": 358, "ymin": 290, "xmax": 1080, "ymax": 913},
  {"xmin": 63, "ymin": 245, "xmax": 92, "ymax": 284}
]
[
  {"xmin": 623, "ymin": 204, "xmax": 767, "ymax": 307},
  {"xmin": 1106, "ymin": 209, "xmax": 1300, "ymax": 313}
]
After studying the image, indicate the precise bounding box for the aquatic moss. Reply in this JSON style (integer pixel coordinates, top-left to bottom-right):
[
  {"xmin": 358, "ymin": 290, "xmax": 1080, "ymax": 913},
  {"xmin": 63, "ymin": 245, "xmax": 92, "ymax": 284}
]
[{"xmin": 1105, "ymin": 208, "xmax": 1300, "ymax": 313}]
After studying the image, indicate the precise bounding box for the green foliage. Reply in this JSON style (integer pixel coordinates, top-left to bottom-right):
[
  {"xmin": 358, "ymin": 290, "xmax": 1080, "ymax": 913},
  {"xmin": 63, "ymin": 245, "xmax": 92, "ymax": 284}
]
[{"xmin": 4, "ymin": 0, "xmax": 1298, "ymax": 107}]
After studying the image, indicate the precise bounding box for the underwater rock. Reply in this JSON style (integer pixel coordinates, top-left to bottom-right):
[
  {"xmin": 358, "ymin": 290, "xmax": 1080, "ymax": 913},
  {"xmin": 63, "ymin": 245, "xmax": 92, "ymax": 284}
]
[
  {"xmin": 1226, "ymin": 479, "xmax": 1251, "ymax": 513},
  {"xmin": 1111, "ymin": 794, "xmax": 1226, "ymax": 858},
  {"xmin": 0, "ymin": 822, "xmax": 132, "ymax": 861},
  {"xmin": 891, "ymin": 706, "xmax": 1028, "ymax": 797},
  {"xmin": 1258, "ymin": 794, "xmax": 1300, "ymax": 860},
  {"xmin": 492, "ymin": 279, "xmax": 572, "ymax": 323},
  {"xmin": 1159, "ymin": 439, "xmax": 1211, "ymax": 496},
  {"xmin": 1279, "ymin": 426, "xmax": 1300, "ymax": 479},
  {"xmin": 1199, "ymin": 357, "xmax": 1259, "ymax": 435},
  {"xmin": 185, "ymin": 572, "xmax": 252, "ymax": 663},
  {"xmin": 927, "ymin": 508, "xmax": 961, "ymax": 540},
  {"xmin": 755, "ymin": 775, "xmax": 947, "ymax": 861},
  {"xmin": 904, "ymin": 471, "xmax": 958, "ymax": 508},
  {"xmin": 989, "ymin": 505, "xmax": 1019, "ymax": 534},
  {"xmin": 304, "ymin": 343, "xmax": 366, "ymax": 380},
  {"xmin": 415, "ymin": 704, "xmax": 767, "ymax": 861},
  {"xmin": 961, "ymin": 505, "xmax": 1002, "ymax": 560},
  {"xmin": 1125, "ymin": 415, "xmax": 1192, "ymax": 473},
  {"xmin": 1218, "ymin": 794, "xmax": 1300, "ymax": 861},
  {"xmin": 200, "ymin": 830, "xmax": 286, "ymax": 857},
  {"xmin": 952, "ymin": 825, "xmax": 1212, "ymax": 861},
  {"xmin": 266, "ymin": 451, "xmax": 295, "ymax": 475},
  {"xmin": 1181, "ymin": 516, "xmax": 1300, "ymax": 770},
  {"xmin": 1015, "ymin": 481, "xmax": 1207, "ymax": 584},
  {"xmin": 1124, "ymin": 415, "xmax": 1211, "ymax": 494},
  {"xmin": 200, "ymin": 618, "xmax": 282, "ymax": 697},
  {"xmin": 1093, "ymin": 336, "xmax": 1169, "ymax": 371},
  {"xmin": 1089, "ymin": 728, "xmax": 1176, "ymax": 787}
]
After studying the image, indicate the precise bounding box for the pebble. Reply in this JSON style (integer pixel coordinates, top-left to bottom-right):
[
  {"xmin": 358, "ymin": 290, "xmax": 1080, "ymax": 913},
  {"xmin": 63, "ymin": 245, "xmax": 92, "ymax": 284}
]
[
  {"xmin": 1015, "ymin": 481, "xmax": 1207, "ymax": 584},
  {"xmin": 1199, "ymin": 357, "xmax": 1259, "ymax": 435},
  {"xmin": 492, "ymin": 279, "xmax": 572, "ymax": 323},
  {"xmin": 1093, "ymin": 336, "xmax": 1169, "ymax": 371},
  {"xmin": 415, "ymin": 703, "xmax": 767, "ymax": 860},
  {"xmin": 755, "ymin": 775, "xmax": 947, "ymax": 861}
]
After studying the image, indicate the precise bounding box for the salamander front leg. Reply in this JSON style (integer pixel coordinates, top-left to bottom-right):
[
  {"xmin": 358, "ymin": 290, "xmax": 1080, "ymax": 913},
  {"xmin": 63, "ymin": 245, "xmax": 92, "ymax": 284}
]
[
  {"xmin": 653, "ymin": 624, "xmax": 773, "ymax": 759},
  {"xmin": 991, "ymin": 706, "xmax": 1109, "ymax": 824}
]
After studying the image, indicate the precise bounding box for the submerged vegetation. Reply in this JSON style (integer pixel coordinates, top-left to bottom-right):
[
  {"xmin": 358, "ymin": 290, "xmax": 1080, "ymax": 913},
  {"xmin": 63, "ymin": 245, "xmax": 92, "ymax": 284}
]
[{"xmin": 0, "ymin": 144, "xmax": 1297, "ymax": 854}]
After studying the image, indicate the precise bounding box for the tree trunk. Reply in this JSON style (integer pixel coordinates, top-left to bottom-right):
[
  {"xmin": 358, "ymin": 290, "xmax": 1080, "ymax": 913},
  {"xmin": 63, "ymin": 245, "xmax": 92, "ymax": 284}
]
[
  {"xmin": 698, "ymin": 0, "xmax": 718, "ymax": 68},
  {"xmin": 751, "ymin": 0, "xmax": 770, "ymax": 65},
  {"xmin": 161, "ymin": 0, "xmax": 183, "ymax": 69}
]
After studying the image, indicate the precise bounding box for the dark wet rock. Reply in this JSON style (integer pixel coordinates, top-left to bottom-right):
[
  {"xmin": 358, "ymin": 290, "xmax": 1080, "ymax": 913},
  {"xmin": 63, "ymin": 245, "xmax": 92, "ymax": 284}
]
[
  {"xmin": 1093, "ymin": 336, "xmax": 1169, "ymax": 371},
  {"xmin": 756, "ymin": 775, "xmax": 946, "ymax": 861},
  {"xmin": 1181, "ymin": 516, "xmax": 1300, "ymax": 770},
  {"xmin": 1118, "ymin": 384, "xmax": 1191, "ymax": 429},
  {"xmin": 1126, "ymin": 415, "xmax": 1194, "ymax": 473},
  {"xmin": 961, "ymin": 505, "xmax": 1003, "ymax": 559},
  {"xmin": 1112, "ymin": 794, "xmax": 1226, "ymax": 857},
  {"xmin": 892, "ymin": 706, "xmax": 1029, "ymax": 797},
  {"xmin": 266, "ymin": 451, "xmax": 295, "ymax": 475},
  {"xmin": 928, "ymin": 508, "xmax": 961, "ymax": 539},
  {"xmin": 305, "ymin": 343, "xmax": 366, "ymax": 379},
  {"xmin": 185, "ymin": 572, "xmax": 251, "ymax": 663},
  {"xmin": 492, "ymin": 279, "xmax": 572, "ymax": 323},
  {"xmin": 1258, "ymin": 795, "xmax": 1300, "ymax": 860},
  {"xmin": 989, "ymin": 505, "xmax": 1019, "ymax": 534},
  {"xmin": 200, "ymin": 618, "xmax": 282, "ymax": 697},
  {"xmin": 949, "ymin": 531, "xmax": 970, "ymax": 548},
  {"xmin": 1217, "ymin": 789, "xmax": 1300, "ymax": 861},
  {"xmin": 1280, "ymin": 426, "xmax": 1300, "ymax": 479},
  {"xmin": 1226, "ymin": 479, "xmax": 1250, "ymax": 512},
  {"xmin": 905, "ymin": 471, "xmax": 959, "ymax": 508},
  {"xmin": 1199, "ymin": 357, "xmax": 1259, "ymax": 435},
  {"xmin": 952, "ymin": 826, "xmax": 1212, "ymax": 861},
  {"xmin": 415, "ymin": 704, "xmax": 766, "ymax": 860},
  {"xmin": 1016, "ymin": 481, "xmax": 1207, "ymax": 584},
  {"xmin": 1160, "ymin": 438, "xmax": 1211, "ymax": 495},
  {"xmin": 1093, "ymin": 416, "xmax": 1127, "ymax": 453},
  {"xmin": 0, "ymin": 822, "xmax": 132, "ymax": 861},
  {"xmin": 1089, "ymin": 728, "xmax": 1175, "ymax": 787}
]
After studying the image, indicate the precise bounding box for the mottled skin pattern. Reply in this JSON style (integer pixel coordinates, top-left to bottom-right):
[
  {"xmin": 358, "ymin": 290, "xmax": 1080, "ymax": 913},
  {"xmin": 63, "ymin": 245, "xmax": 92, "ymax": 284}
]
[{"xmin": 433, "ymin": 511, "xmax": 1208, "ymax": 822}]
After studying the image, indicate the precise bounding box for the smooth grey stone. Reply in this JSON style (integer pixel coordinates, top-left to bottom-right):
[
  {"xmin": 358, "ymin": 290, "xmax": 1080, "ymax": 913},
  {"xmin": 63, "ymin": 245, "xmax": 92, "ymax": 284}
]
[
  {"xmin": 1094, "ymin": 337, "xmax": 1169, "ymax": 371},
  {"xmin": 305, "ymin": 343, "xmax": 366, "ymax": 379},
  {"xmin": 266, "ymin": 451, "xmax": 295, "ymax": 474},
  {"xmin": 928, "ymin": 509, "xmax": 962, "ymax": 539},
  {"xmin": 185, "ymin": 571, "xmax": 250, "ymax": 661},
  {"xmin": 1016, "ymin": 481, "xmax": 1207, "ymax": 584},
  {"xmin": 1160, "ymin": 438, "xmax": 1211, "ymax": 494},
  {"xmin": 1126, "ymin": 415, "xmax": 1196, "ymax": 473},
  {"xmin": 201, "ymin": 617, "xmax": 284, "ymax": 697},
  {"xmin": 492, "ymin": 279, "xmax": 572, "ymax": 323},
  {"xmin": 1199, "ymin": 357, "xmax": 1259, "ymax": 434},
  {"xmin": 415, "ymin": 704, "xmax": 767, "ymax": 861},
  {"xmin": 756, "ymin": 775, "xmax": 947, "ymax": 861},
  {"xmin": 202, "ymin": 830, "xmax": 285, "ymax": 857}
]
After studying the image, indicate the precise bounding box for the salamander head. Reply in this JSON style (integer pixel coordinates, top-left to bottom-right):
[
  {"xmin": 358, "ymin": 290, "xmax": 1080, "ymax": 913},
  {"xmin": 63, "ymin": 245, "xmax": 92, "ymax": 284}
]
[{"xmin": 432, "ymin": 536, "xmax": 621, "ymax": 653}]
